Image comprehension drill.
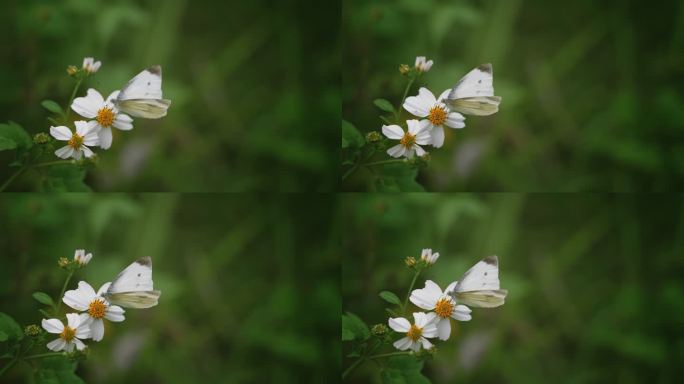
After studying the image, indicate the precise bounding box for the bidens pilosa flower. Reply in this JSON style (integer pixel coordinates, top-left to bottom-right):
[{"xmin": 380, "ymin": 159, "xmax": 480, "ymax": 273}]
[
  {"xmin": 63, "ymin": 281, "xmax": 125, "ymax": 341},
  {"xmin": 420, "ymin": 248, "xmax": 439, "ymax": 265},
  {"xmin": 410, "ymin": 280, "xmax": 472, "ymax": 340},
  {"xmin": 403, "ymin": 88, "xmax": 465, "ymax": 148},
  {"xmin": 82, "ymin": 57, "xmax": 101, "ymax": 74},
  {"xmin": 388, "ymin": 312, "xmax": 438, "ymax": 351},
  {"xmin": 41, "ymin": 313, "xmax": 91, "ymax": 352},
  {"xmin": 414, "ymin": 56, "xmax": 433, "ymax": 73},
  {"xmin": 71, "ymin": 89, "xmax": 134, "ymax": 149},
  {"xmin": 382, "ymin": 119, "xmax": 431, "ymax": 159},
  {"xmin": 73, "ymin": 249, "xmax": 92, "ymax": 266},
  {"xmin": 50, "ymin": 121, "xmax": 99, "ymax": 160}
]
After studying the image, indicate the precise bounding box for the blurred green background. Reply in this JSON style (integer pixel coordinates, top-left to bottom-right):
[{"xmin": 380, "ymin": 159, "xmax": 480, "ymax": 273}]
[
  {"xmin": 342, "ymin": 194, "xmax": 684, "ymax": 382},
  {"xmin": 0, "ymin": 194, "xmax": 339, "ymax": 382},
  {"xmin": 0, "ymin": 0, "xmax": 338, "ymax": 191},
  {"xmin": 342, "ymin": 0, "xmax": 684, "ymax": 191}
]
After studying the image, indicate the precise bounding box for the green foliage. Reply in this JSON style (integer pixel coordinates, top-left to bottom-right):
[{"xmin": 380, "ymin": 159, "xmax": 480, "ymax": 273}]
[
  {"xmin": 34, "ymin": 357, "xmax": 85, "ymax": 384},
  {"xmin": 342, "ymin": 312, "xmax": 370, "ymax": 341},
  {"xmin": 379, "ymin": 290, "xmax": 401, "ymax": 306},
  {"xmin": 32, "ymin": 292, "xmax": 55, "ymax": 307},
  {"xmin": 40, "ymin": 100, "xmax": 65, "ymax": 118},
  {"xmin": 0, "ymin": 313, "xmax": 23, "ymax": 343},
  {"xmin": 39, "ymin": 165, "xmax": 90, "ymax": 192},
  {"xmin": 0, "ymin": 122, "xmax": 32, "ymax": 152},
  {"xmin": 381, "ymin": 356, "xmax": 430, "ymax": 384},
  {"xmin": 374, "ymin": 163, "xmax": 424, "ymax": 192},
  {"xmin": 373, "ymin": 98, "xmax": 395, "ymax": 114},
  {"xmin": 342, "ymin": 120, "xmax": 365, "ymax": 149}
]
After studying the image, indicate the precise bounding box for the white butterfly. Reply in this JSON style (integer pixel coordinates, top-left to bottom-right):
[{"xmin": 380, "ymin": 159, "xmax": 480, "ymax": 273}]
[
  {"xmin": 448, "ymin": 255, "xmax": 507, "ymax": 308},
  {"xmin": 445, "ymin": 63, "xmax": 501, "ymax": 116},
  {"xmin": 102, "ymin": 257, "xmax": 161, "ymax": 309},
  {"xmin": 114, "ymin": 65, "xmax": 171, "ymax": 119}
]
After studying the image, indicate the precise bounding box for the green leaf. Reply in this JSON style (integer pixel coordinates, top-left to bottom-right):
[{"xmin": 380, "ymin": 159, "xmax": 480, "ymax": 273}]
[
  {"xmin": 374, "ymin": 163, "xmax": 424, "ymax": 192},
  {"xmin": 41, "ymin": 100, "xmax": 65, "ymax": 117},
  {"xmin": 342, "ymin": 311, "xmax": 370, "ymax": 342},
  {"xmin": 0, "ymin": 331, "xmax": 7, "ymax": 342},
  {"xmin": 342, "ymin": 120, "xmax": 365, "ymax": 149},
  {"xmin": 379, "ymin": 291, "xmax": 402, "ymax": 306},
  {"xmin": 385, "ymin": 308, "xmax": 399, "ymax": 317},
  {"xmin": 0, "ymin": 121, "xmax": 32, "ymax": 152},
  {"xmin": 35, "ymin": 356, "xmax": 85, "ymax": 384},
  {"xmin": 381, "ymin": 356, "xmax": 431, "ymax": 384},
  {"xmin": 39, "ymin": 309, "xmax": 52, "ymax": 318},
  {"xmin": 374, "ymin": 98, "xmax": 396, "ymax": 113},
  {"xmin": 33, "ymin": 292, "xmax": 55, "ymax": 307},
  {"xmin": 0, "ymin": 312, "xmax": 23, "ymax": 342},
  {"xmin": 40, "ymin": 165, "xmax": 91, "ymax": 192}
]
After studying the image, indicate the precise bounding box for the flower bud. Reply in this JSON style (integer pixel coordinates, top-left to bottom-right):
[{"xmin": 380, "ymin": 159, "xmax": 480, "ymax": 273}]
[
  {"xmin": 58, "ymin": 257, "xmax": 70, "ymax": 268},
  {"xmin": 420, "ymin": 249, "xmax": 439, "ymax": 265},
  {"xmin": 399, "ymin": 64, "xmax": 410, "ymax": 75},
  {"xmin": 33, "ymin": 132, "xmax": 50, "ymax": 145},
  {"xmin": 371, "ymin": 323, "xmax": 389, "ymax": 337},
  {"xmin": 366, "ymin": 131, "xmax": 382, "ymax": 143},
  {"xmin": 73, "ymin": 249, "xmax": 92, "ymax": 266},
  {"xmin": 404, "ymin": 256, "xmax": 416, "ymax": 268},
  {"xmin": 66, "ymin": 65, "xmax": 78, "ymax": 76},
  {"xmin": 24, "ymin": 324, "xmax": 41, "ymax": 337}
]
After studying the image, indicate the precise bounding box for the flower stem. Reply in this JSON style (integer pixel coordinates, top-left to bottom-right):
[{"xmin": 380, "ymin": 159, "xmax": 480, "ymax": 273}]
[
  {"xmin": 342, "ymin": 356, "xmax": 364, "ymax": 379},
  {"xmin": 368, "ymin": 351, "xmax": 411, "ymax": 360},
  {"xmin": 395, "ymin": 76, "xmax": 416, "ymax": 122},
  {"xmin": 0, "ymin": 163, "xmax": 29, "ymax": 192},
  {"xmin": 31, "ymin": 160, "xmax": 74, "ymax": 169},
  {"xmin": 55, "ymin": 269, "xmax": 75, "ymax": 315},
  {"xmin": 64, "ymin": 77, "xmax": 83, "ymax": 122},
  {"xmin": 363, "ymin": 159, "xmax": 406, "ymax": 167},
  {"xmin": 402, "ymin": 269, "xmax": 421, "ymax": 316},
  {"xmin": 0, "ymin": 358, "xmax": 17, "ymax": 377},
  {"xmin": 23, "ymin": 353, "xmax": 63, "ymax": 360}
]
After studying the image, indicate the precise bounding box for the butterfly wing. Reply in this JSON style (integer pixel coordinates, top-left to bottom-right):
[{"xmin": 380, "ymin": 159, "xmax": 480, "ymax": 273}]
[
  {"xmin": 105, "ymin": 257, "xmax": 161, "ymax": 309},
  {"xmin": 449, "ymin": 256, "xmax": 507, "ymax": 308},
  {"xmin": 115, "ymin": 65, "xmax": 170, "ymax": 119},
  {"xmin": 445, "ymin": 63, "xmax": 501, "ymax": 116}
]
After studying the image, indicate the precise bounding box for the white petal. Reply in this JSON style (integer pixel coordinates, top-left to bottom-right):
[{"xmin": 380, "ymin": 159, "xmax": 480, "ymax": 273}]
[
  {"xmin": 71, "ymin": 89, "xmax": 104, "ymax": 118},
  {"xmin": 105, "ymin": 305, "xmax": 125, "ymax": 322},
  {"xmin": 436, "ymin": 318, "xmax": 451, "ymax": 340},
  {"xmin": 406, "ymin": 119, "xmax": 427, "ymax": 135},
  {"xmin": 113, "ymin": 113, "xmax": 133, "ymax": 131},
  {"xmin": 83, "ymin": 128, "xmax": 100, "ymax": 147},
  {"xmin": 410, "ymin": 341, "xmax": 422, "ymax": 351},
  {"xmin": 78, "ymin": 313, "xmax": 92, "ymax": 326},
  {"xmin": 106, "ymin": 90, "xmax": 121, "ymax": 104},
  {"xmin": 66, "ymin": 313, "xmax": 81, "ymax": 329},
  {"xmin": 451, "ymin": 305, "xmax": 472, "ymax": 321},
  {"xmin": 437, "ymin": 89, "xmax": 451, "ymax": 102},
  {"xmin": 50, "ymin": 126, "xmax": 72, "ymax": 141},
  {"xmin": 388, "ymin": 317, "xmax": 411, "ymax": 333},
  {"xmin": 72, "ymin": 149, "xmax": 83, "ymax": 160},
  {"xmin": 75, "ymin": 120, "xmax": 96, "ymax": 136},
  {"xmin": 54, "ymin": 146, "xmax": 74, "ymax": 159},
  {"xmin": 41, "ymin": 318, "xmax": 64, "ymax": 334},
  {"xmin": 386, "ymin": 144, "xmax": 406, "ymax": 158},
  {"xmin": 98, "ymin": 127, "xmax": 113, "ymax": 149},
  {"xmin": 76, "ymin": 323, "xmax": 91, "ymax": 339},
  {"xmin": 413, "ymin": 312, "xmax": 428, "ymax": 327},
  {"xmin": 73, "ymin": 338, "xmax": 87, "ymax": 351},
  {"xmin": 393, "ymin": 337, "xmax": 413, "ymax": 351},
  {"xmin": 46, "ymin": 338, "xmax": 66, "ymax": 352},
  {"xmin": 83, "ymin": 57, "xmax": 93, "ymax": 67},
  {"xmin": 445, "ymin": 281, "xmax": 458, "ymax": 294},
  {"xmin": 410, "ymin": 281, "xmax": 441, "ymax": 310},
  {"xmin": 414, "ymin": 145, "xmax": 426, "ymax": 157},
  {"xmin": 65, "ymin": 342, "xmax": 75, "ymax": 353},
  {"xmin": 81, "ymin": 145, "xmax": 94, "ymax": 158},
  {"xmin": 382, "ymin": 124, "xmax": 404, "ymax": 140},
  {"xmin": 403, "ymin": 88, "xmax": 435, "ymax": 117},
  {"xmin": 445, "ymin": 112, "xmax": 465, "ymax": 129},
  {"xmin": 97, "ymin": 282, "xmax": 112, "ymax": 296},
  {"xmin": 63, "ymin": 290, "xmax": 91, "ymax": 311},
  {"xmin": 419, "ymin": 337, "xmax": 433, "ymax": 350},
  {"xmin": 90, "ymin": 319, "xmax": 104, "ymax": 341},
  {"xmin": 430, "ymin": 126, "xmax": 445, "ymax": 148}
]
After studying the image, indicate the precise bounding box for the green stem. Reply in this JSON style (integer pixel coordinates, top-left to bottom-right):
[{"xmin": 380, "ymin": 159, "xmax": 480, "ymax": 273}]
[
  {"xmin": 342, "ymin": 163, "xmax": 360, "ymax": 181},
  {"xmin": 55, "ymin": 269, "xmax": 75, "ymax": 315},
  {"xmin": 23, "ymin": 353, "xmax": 63, "ymax": 360},
  {"xmin": 368, "ymin": 352, "xmax": 411, "ymax": 360},
  {"xmin": 0, "ymin": 358, "xmax": 17, "ymax": 377},
  {"xmin": 394, "ymin": 76, "xmax": 416, "ymax": 122},
  {"xmin": 402, "ymin": 269, "xmax": 421, "ymax": 316},
  {"xmin": 342, "ymin": 356, "xmax": 364, "ymax": 379},
  {"xmin": 0, "ymin": 163, "xmax": 29, "ymax": 192},
  {"xmin": 363, "ymin": 159, "xmax": 406, "ymax": 167},
  {"xmin": 64, "ymin": 78, "xmax": 83, "ymax": 122},
  {"xmin": 31, "ymin": 160, "xmax": 73, "ymax": 169}
]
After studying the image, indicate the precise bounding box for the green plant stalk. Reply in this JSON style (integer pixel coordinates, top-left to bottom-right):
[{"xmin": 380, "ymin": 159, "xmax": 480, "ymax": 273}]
[
  {"xmin": 394, "ymin": 76, "xmax": 416, "ymax": 122},
  {"xmin": 55, "ymin": 269, "xmax": 75, "ymax": 315},
  {"xmin": 368, "ymin": 351, "xmax": 411, "ymax": 360},
  {"xmin": 0, "ymin": 357, "xmax": 18, "ymax": 377},
  {"xmin": 342, "ymin": 339, "xmax": 381, "ymax": 380},
  {"xmin": 402, "ymin": 269, "xmax": 421, "ymax": 316},
  {"xmin": 23, "ymin": 353, "xmax": 63, "ymax": 360},
  {"xmin": 363, "ymin": 159, "xmax": 406, "ymax": 167},
  {"xmin": 64, "ymin": 77, "xmax": 84, "ymax": 122},
  {"xmin": 0, "ymin": 163, "xmax": 29, "ymax": 192}
]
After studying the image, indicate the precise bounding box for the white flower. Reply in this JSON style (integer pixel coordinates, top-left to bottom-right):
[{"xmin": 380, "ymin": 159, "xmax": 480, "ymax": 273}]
[
  {"xmin": 63, "ymin": 281, "xmax": 125, "ymax": 341},
  {"xmin": 388, "ymin": 312, "xmax": 438, "ymax": 351},
  {"xmin": 420, "ymin": 248, "xmax": 439, "ymax": 265},
  {"xmin": 41, "ymin": 313, "xmax": 90, "ymax": 352},
  {"xmin": 382, "ymin": 119, "xmax": 431, "ymax": 158},
  {"xmin": 50, "ymin": 121, "xmax": 99, "ymax": 160},
  {"xmin": 410, "ymin": 280, "xmax": 472, "ymax": 340},
  {"xmin": 414, "ymin": 56, "xmax": 433, "ymax": 73},
  {"xmin": 82, "ymin": 57, "xmax": 101, "ymax": 74},
  {"xmin": 403, "ymin": 87, "xmax": 465, "ymax": 148},
  {"xmin": 73, "ymin": 249, "xmax": 92, "ymax": 266},
  {"xmin": 71, "ymin": 88, "xmax": 133, "ymax": 149}
]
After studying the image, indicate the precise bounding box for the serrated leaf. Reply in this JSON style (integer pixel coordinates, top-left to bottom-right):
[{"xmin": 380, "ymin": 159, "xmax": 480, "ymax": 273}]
[
  {"xmin": 0, "ymin": 121, "xmax": 32, "ymax": 152},
  {"xmin": 32, "ymin": 292, "xmax": 55, "ymax": 307},
  {"xmin": 35, "ymin": 356, "xmax": 85, "ymax": 384},
  {"xmin": 342, "ymin": 120, "xmax": 365, "ymax": 149},
  {"xmin": 0, "ymin": 312, "xmax": 23, "ymax": 342},
  {"xmin": 342, "ymin": 312, "xmax": 370, "ymax": 341},
  {"xmin": 374, "ymin": 98, "xmax": 396, "ymax": 113},
  {"xmin": 40, "ymin": 165, "xmax": 91, "ymax": 192},
  {"xmin": 381, "ymin": 356, "xmax": 431, "ymax": 384},
  {"xmin": 374, "ymin": 163, "xmax": 425, "ymax": 192},
  {"xmin": 379, "ymin": 291, "xmax": 402, "ymax": 306},
  {"xmin": 41, "ymin": 100, "xmax": 65, "ymax": 116}
]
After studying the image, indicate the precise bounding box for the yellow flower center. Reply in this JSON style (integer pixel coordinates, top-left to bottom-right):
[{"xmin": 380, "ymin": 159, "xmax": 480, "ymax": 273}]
[
  {"xmin": 434, "ymin": 297, "xmax": 454, "ymax": 318},
  {"xmin": 60, "ymin": 326, "xmax": 76, "ymax": 342},
  {"xmin": 399, "ymin": 132, "xmax": 416, "ymax": 149},
  {"xmin": 428, "ymin": 105, "xmax": 447, "ymax": 126},
  {"xmin": 406, "ymin": 324, "xmax": 423, "ymax": 341},
  {"xmin": 67, "ymin": 133, "xmax": 84, "ymax": 149},
  {"xmin": 88, "ymin": 299, "xmax": 107, "ymax": 319},
  {"xmin": 96, "ymin": 107, "xmax": 115, "ymax": 127}
]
